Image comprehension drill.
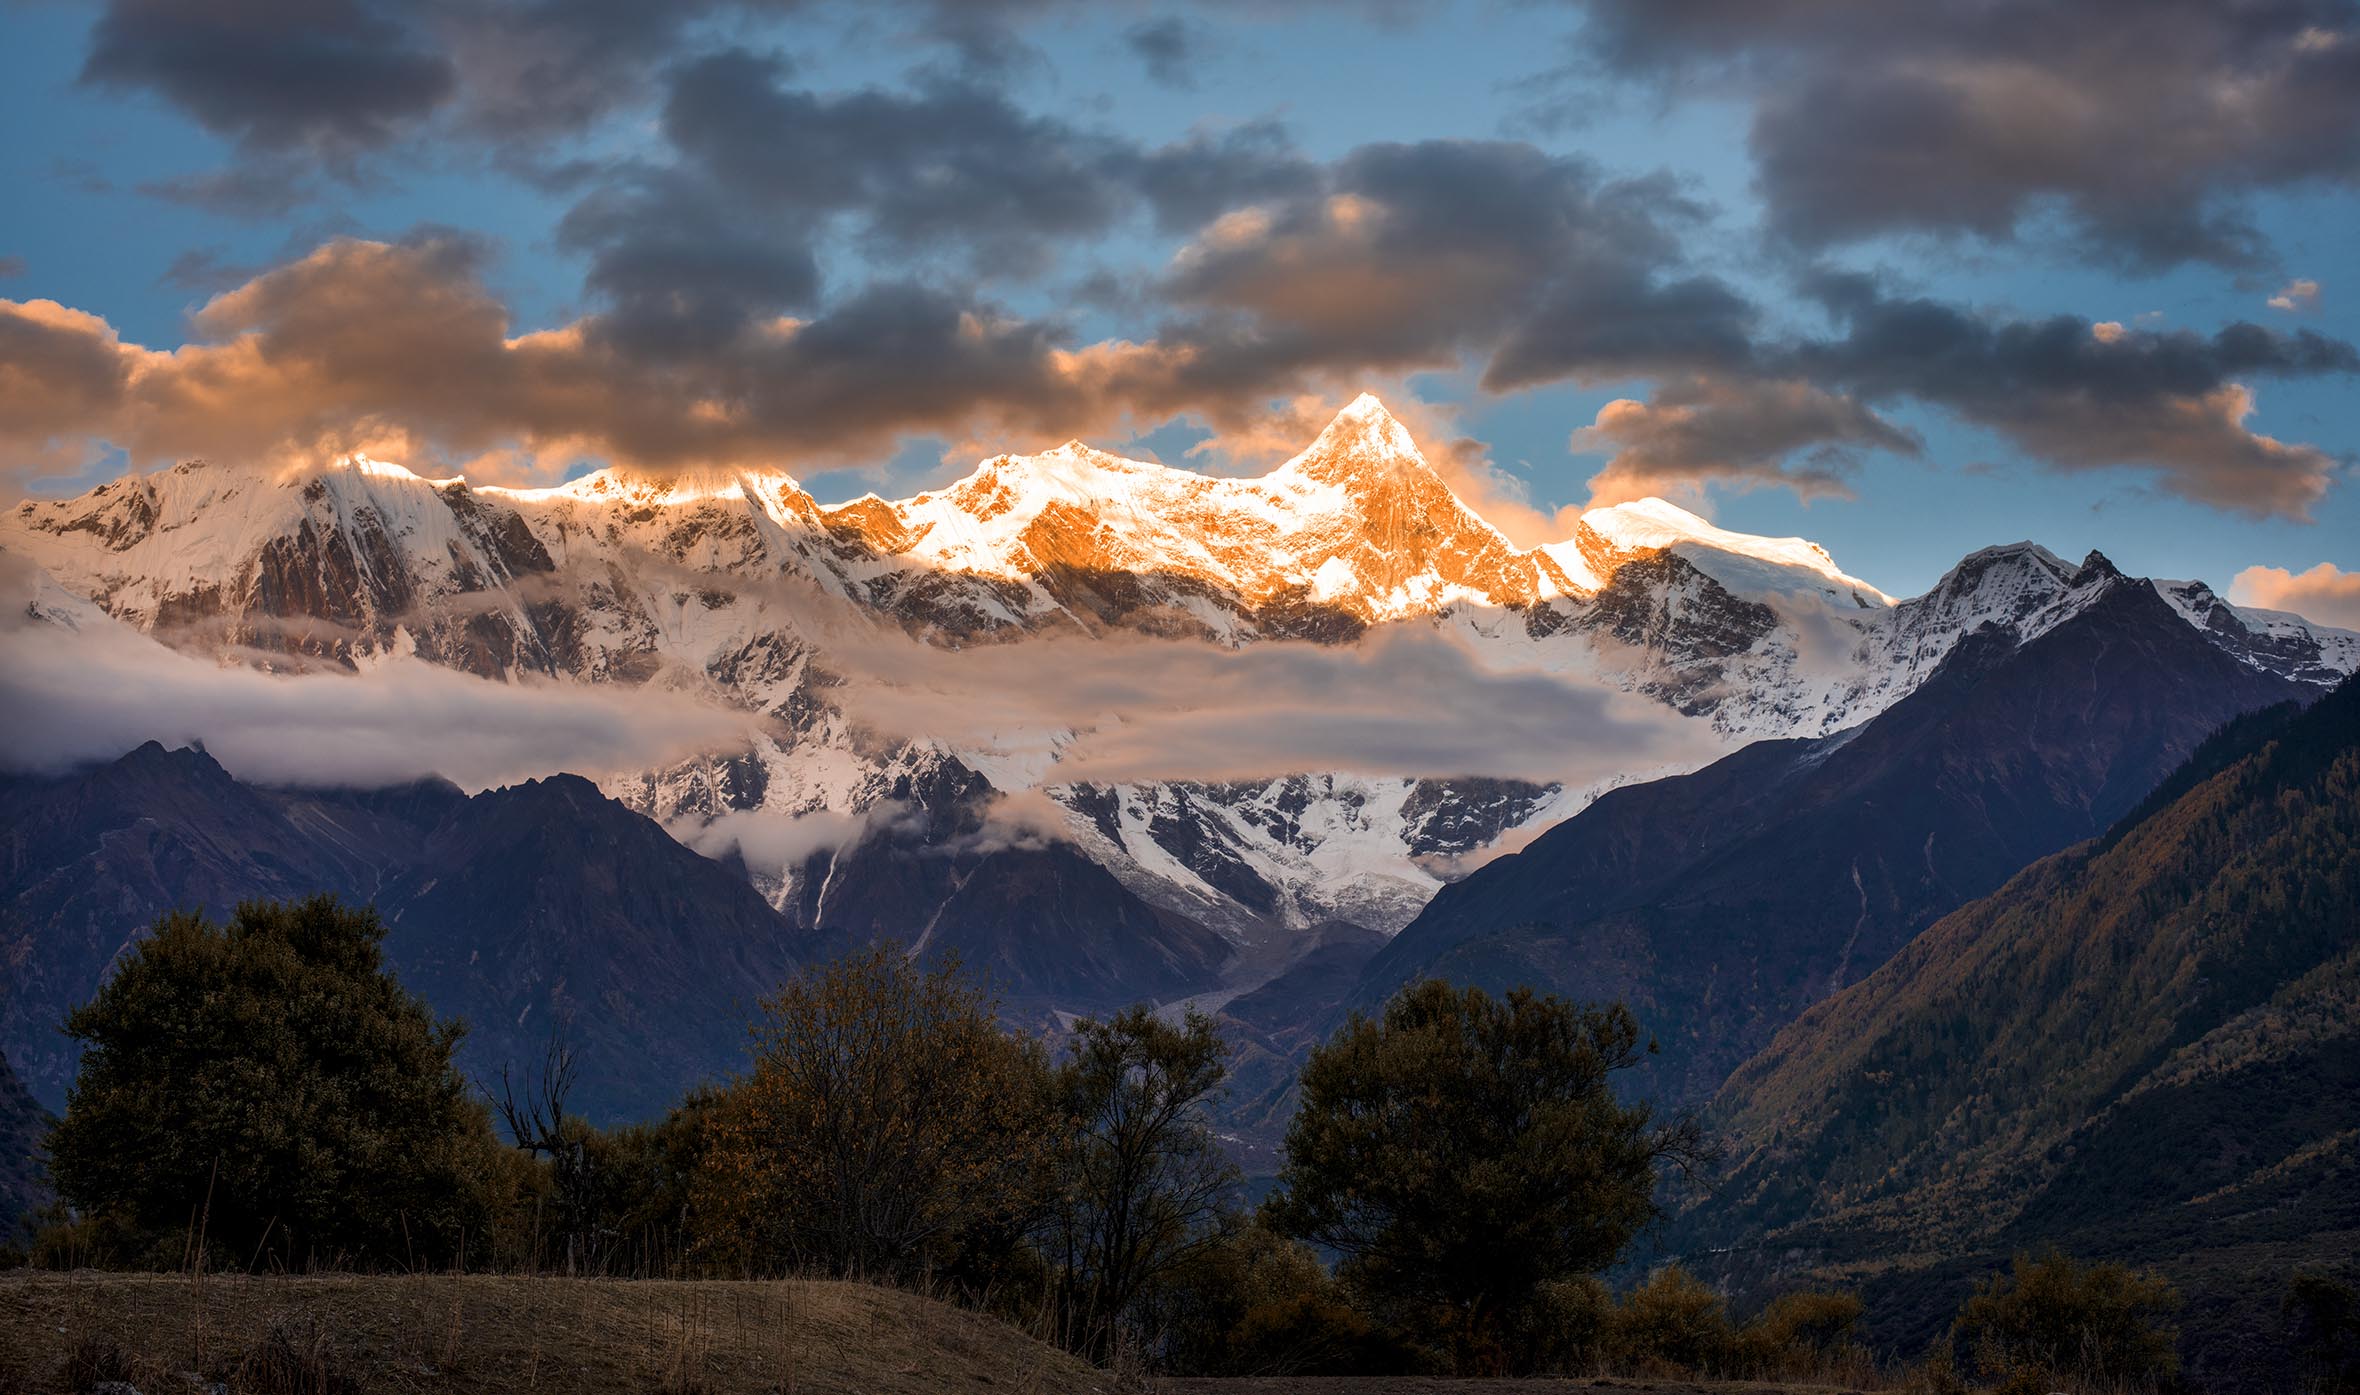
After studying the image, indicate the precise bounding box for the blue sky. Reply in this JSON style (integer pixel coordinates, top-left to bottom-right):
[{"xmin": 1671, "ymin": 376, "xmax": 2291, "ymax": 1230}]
[{"xmin": 4, "ymin": 0, "xmax": 2356, "ymax": 604}]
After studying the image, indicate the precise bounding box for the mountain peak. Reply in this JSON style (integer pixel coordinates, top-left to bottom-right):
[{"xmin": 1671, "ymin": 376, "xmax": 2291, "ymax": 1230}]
[{"xmin": 1281, "ymin": 393, "xmax": 1435, "ymax": 491}]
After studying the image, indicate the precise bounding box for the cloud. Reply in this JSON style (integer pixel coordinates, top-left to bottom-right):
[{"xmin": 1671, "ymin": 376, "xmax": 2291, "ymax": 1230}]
[
  {"xmin": 1783, "ymin": 282, "xmax": 2360, "ymax": 518},
  {"xmin": 822, "ymin": 620, "xmax": 1722, "ymax": 787},
  {"xmin": 1574, "ymin": 0, "xmax": 2360, "ymax": 271},
  {"xmin": 652, "ymin": 50, "xmax": 1140, "ymax": 279},
  {"xmin": 669, "ymin": 807, "xmax": 866, "ymax": 878},
  {"xmin": 0, "ymin": 238, "xmax": 1200, "ymax": 484},
  {"xmin": 2269, "ymin": 278, "xmax": 2323, "ymax": 312},
  {"xmin": 1570, "ymin": 376, "xmax": 1918, "ymax": 506},
  {"xmin": 1125, "ymin": 17, "xmax": 1203, "ymax": 89},
  {"xmin": 0, "ymin": 551, "xmax": 751, "ymax": 789},
  {"xmin": 1163, "ymin": 142, "xmax": 1721, "ymax": 383},
  {"xmin": 2229, "ymin": 561, "xmax": 2360, "ymax": 630},
  {"xmin": 81, "ymin": 0, "xmax": 455, "ymax": 158}
]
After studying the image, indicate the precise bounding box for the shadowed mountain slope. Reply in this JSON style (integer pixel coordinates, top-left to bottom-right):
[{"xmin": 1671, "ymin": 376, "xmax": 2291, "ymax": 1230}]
[
  {"xmin": 1683, "ymin": 673, "xmax": 2360, "ymax": 1391},
  {"xmin": 0, "ymin": 746, "xmax": 1224, "ymax": 1121},
  {"xmin": 1354, "ymin": 557, "xmax": 2307, "ymax": 1106}
]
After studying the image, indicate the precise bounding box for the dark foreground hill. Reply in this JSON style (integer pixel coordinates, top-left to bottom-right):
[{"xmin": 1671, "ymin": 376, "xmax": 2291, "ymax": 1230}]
[
  {"xmin": 1683, "ymin": 674, "xmax": 2360, "ymax": 1391},
  {"xmin": 1351, "ymin": 556, "xmax": 2305, "ymax": 1108}
]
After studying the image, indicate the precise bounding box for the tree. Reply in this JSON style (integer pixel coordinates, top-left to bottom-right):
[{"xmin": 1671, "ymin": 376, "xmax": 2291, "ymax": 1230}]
[
  {"xmin": 1038, "ymin": 1006, "xmax": 1238, "ymax": 1362},
  {"xmin": 489, "ymin": 1029, "xmax": 604, "ymax": 1273},
  {"xmin": 697, "ymin": 945, "xmax": 1049, "ymax": 1281},
  {"xmin": 1951, "ymin": 1250, "xmax": 2181, "ymax": 1390},
  {"xmin": 1264, "ymin": 980, "xmax": 1705, "ymax": 1372},
  {"xmin": 46, "ymin": 897, "xmax": 499, "ymax": 1270}
]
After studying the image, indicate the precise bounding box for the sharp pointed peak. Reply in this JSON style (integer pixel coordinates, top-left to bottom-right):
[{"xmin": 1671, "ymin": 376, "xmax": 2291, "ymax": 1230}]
[{"xmin": 1282, "ymin": 392, "xmax": 1434, "ymax": 487}]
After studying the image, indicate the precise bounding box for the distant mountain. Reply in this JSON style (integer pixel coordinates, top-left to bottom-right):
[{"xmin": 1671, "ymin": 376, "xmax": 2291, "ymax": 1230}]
[
  {"xmin": 12, "ymin": 395, "xmax": 2349, "ymax": 955},
  {"xmin": 1353, "ymin": 556, "xmax": 2310, "ymax": 1108},
  {"xmin": 1684, "ymin": 674, "xmax": 2360, "ymax": 1392},
  {"xmin": 0, "ymin": 745, "xmax": 1220, "ymax": 1122}
]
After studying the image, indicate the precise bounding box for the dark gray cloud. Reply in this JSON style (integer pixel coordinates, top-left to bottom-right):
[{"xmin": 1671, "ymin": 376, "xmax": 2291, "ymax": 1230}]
[
  {"xmin": 0, "ymin": 235, "xmax": 1213, "ymax": 480},
  {"xmin": 430, "ymin": 0, "xmax": 707, "ymax": 141},
  {"xmin": 1485, "ymin": 272, "xmax": 1757, "ymax": 390},
  {"xmin": 136, "ymin": 160, "xmax": 318, "ymax": 218},
  {"xmin": 82, "ymin": 0, "xmax": 455, "ymax": 156},
  {"xmin": 72, "ymin": 0, "xmax": 1199, "ymax": 165},
  {"xmin": 1158, "ymin": 140, "xmax": 1733, "ymax": 388},
  {"xmin": 1566, "ymin": 274, "xmax": 2360, "ymax": 515},
  {"xmin": 1124, "ymin": 119, "xmax": 1318, "ymax": 233},
  {"xmin": 1575, "ymin": 0, "xmax": 2360, "ymax": 271},
  {"xmin": 1125, "ymin": 17, "xmax": 1203, "ymax": 89},
  {"xmin": 1787, "ymin": 281, "xmax": 2360, "ymax": 515},
  {"xmin": 542, "ymin": 48, "xmax": 1318, "ymax": 359},
  {"xmin": 556, "ymin": 166, "xmax": 824, "ymax": 359},
  {"xmin": 658, "ymin": 50, "xmax": 1137, "ymax": 277},
  {"xmin": 1570, "ymin": 376, "xmax": 1919, "ymax": 503}
]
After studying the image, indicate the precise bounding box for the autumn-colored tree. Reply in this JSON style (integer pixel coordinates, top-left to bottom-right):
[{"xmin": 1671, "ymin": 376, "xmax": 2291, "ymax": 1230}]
[
  {"xmin": 697, "ymin": 945, "xmax": 1050, "ymax": 1281},
  {"xmin": 1264, "ymin": 980, "xmax": 1704, "ymax": 1372},
  {"xmin": 1036, "ymin": 1006, "xmax": 1238, "ymax": 1360}
]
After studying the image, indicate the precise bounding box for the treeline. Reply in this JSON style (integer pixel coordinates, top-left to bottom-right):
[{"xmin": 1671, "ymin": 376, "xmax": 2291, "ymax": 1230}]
[{"xmin": 24, "ymin": 896, "xmax": 2350, "ymax": 1390}]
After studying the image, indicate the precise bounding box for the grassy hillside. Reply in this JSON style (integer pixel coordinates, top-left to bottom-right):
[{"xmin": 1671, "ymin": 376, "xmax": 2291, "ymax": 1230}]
[
  {"xmin": 1686, "ymin": 676, "xmax": 2360, "ymax": 1386},
  {"xmin": 0, "ymin": 1272, "xmax": 1112, "ymax": 1395}
]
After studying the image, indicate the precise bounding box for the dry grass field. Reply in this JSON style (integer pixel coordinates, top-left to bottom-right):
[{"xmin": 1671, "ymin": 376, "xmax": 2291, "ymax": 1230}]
[
  {"xmin": 0, "ymin": 1272, "xmax": 1900, "ymax": 1395},
  {"xmin": 0, "ymin": 1271, "xmax": 1112, "ymax": 1395}
]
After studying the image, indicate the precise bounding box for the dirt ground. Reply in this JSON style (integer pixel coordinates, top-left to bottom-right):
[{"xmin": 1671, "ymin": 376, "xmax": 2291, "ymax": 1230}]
[{"xmin": 1158, "ymin": 1382, "xmax": 1874, "ymax": 1394}]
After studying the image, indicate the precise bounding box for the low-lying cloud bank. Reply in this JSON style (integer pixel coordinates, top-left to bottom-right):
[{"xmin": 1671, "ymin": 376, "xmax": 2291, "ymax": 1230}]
[
  {"xmin": 0, "ymin": 554, "xmax": 751, "ymax": 791},
  {"xmin": 826, "ymin": 621, "xmax": 1721, "ymax": 789},
  {"xmin": 2, "ymin": 538, "xmax": 1719, "ymax": 805}
]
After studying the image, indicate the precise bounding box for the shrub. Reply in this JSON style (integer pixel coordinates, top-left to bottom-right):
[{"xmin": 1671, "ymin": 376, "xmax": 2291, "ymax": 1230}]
[
  {"xmin": 1607, "ymin": 1265, "xmax": 1734, "ymax": 1375},
  {"xmin": 1952, "ymin": 1250, "xmax": 2181, "ymax": 1391},
  {"xmin": 1730, "ymin": 1288, "xmax": 1867, "ymax": 1378},
  {"xmin": 1513, "ymin": 1274, "xmax": 1614, "ymax": 1374},
  {"xmin": 1146, "ymin": 1221, "xmax": 1423, "ymax": 1376}
]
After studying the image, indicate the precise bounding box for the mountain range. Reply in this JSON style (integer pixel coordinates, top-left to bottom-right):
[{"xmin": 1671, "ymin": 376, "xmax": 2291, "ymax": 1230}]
[
  {"xmin": 7, "ymin": 394, "xmax": 2350, "ymax": 955},
  {"xmin": 2, "ymin": 392, "xmax": 2355, "ymax": 1204}
]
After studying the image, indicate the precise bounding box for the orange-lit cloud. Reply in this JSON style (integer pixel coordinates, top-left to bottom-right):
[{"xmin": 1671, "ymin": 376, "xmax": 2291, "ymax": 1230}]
[{"xmin": 2230, "ymin": 561, "xmax": 2360, "ymax": 629}]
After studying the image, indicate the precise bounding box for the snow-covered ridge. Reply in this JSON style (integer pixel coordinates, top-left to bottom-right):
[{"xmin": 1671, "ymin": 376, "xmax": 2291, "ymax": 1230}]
[{"xmin": 1576, "ymin": 498, "xmax": 1894, "ymax": 607}]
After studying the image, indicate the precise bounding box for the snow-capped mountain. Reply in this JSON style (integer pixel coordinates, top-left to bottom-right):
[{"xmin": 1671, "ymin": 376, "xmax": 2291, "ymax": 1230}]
[{"xmin": 6, "ymin": 394, "xmax": 2353, "ymax": 950}]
